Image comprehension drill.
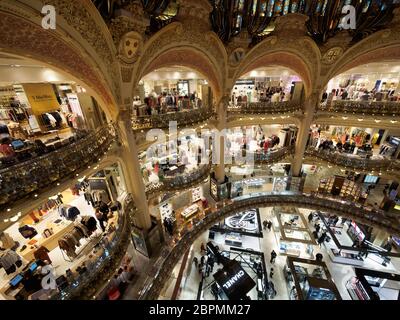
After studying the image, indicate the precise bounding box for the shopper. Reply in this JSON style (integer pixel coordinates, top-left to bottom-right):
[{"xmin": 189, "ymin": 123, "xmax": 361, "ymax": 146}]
[
  {"xmin": 200, "ymin": 242, "xmax": 206, "ymax": 254},
  {"xmin": 315, "ymin": 223, "xmax": 321, "ymax": 234},
  {"xmin": 268, "ymin": 281, "xmax": 277, "ymax": 298},
  {"xmin": 95, "ymin": 208, "xmax": 107, "ymax": 232},
  {"xmin": 308, "ymin": 212, "xmax": 313, "ymax": 223},
  {"xmin": 263, "ymin": 220, "xmax": 268, "ymax": 230},
  {"xmin": 270, "ymin": 250, "xmax": 277, "ymax": 264},
  {"xmin": 269, "ymin": 268, "xmax": 274, "ymax": 279},
  {"xmin": 318, "ymin": 232, "xmax": 327, "ymax": 247},
  {"xmin": 208, "ymin": 256, "xmax": 215, "ymax": 273},
  {"xmin": 267, "ymin": 221, "xmax": 272, "ymax": 231},
  {"xmin": 352, "ymin": 239, "xmax": 360, "ymax": 248},
  {"xmin": 193, "ymin": 256, "xmax": 198, "ymax": 268}
]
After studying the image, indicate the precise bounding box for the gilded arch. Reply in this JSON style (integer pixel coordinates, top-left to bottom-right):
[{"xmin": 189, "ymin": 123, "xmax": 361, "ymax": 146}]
[
  {"xmin": 232, "ymin": 36, "xmax": 321, "ymax": 98},
  {"xmin": 134, "ymin": 22, "xmax": 227, "ymax": 102},
  {"xmin": 323, "ymin": 29, "xmax": 400, "ymax": 86},
  {"xmin": 0, "ymin": 2, "xmax": 119, "ymax": 117}
]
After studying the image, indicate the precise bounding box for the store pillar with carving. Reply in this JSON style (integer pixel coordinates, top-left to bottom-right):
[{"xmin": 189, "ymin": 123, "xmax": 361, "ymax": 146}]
[
  {"xmin": 292, "ymin": 91, "xmax": 321, "ymax": 176},
  {"xmin": 116, "ymin": 109, "xmax": 162, "ymax": 257}
]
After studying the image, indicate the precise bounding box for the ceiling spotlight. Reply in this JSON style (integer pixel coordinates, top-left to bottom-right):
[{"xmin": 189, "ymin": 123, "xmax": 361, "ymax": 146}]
[
  {"xmin": 374, "ymin": 119, "xmax": 381, "ymax": 123},
  {"xmin": 357, "ymin": 118, "xmax": 363, "ymax": 121},
  {"xmin": 342, "ymin": 116, "xmax": 348, "ymax": 120}
]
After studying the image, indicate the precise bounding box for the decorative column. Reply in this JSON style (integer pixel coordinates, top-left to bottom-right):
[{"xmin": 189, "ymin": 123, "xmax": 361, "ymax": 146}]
[
  {"xmin": 215, "ymin": 96, "xmax": 229, "ymax": 182},
  {"xmin": 117, "ymin": 108, "xmax": 152, "ymax": 230},
  {"xmin": 292, "ymin": 90, "xmax": 321, "ymax": 176}
]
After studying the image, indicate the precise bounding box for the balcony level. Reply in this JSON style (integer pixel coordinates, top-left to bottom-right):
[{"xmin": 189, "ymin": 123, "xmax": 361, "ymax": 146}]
[
  {"xmin": 318, "ymin": 100, "xmax": 400, "ymax": 118},
  {"xmin": 138, "ymin": 190, "xmax": 400, "ymax": 300},
  {"xmin": 0, "ymin": 124, "xmax": 115, "ymax": 210}
]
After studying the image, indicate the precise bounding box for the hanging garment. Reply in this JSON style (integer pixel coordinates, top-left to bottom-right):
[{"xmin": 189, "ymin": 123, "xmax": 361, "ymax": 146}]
[
  {"xmin": 58, "ymin": 204, "xmax": 72, "ymax": 219},
  {"xmin": 50, "ymin": 112, "xmax": 62, "ymax": 126},
  {"xmin": 81, "ymin": 216, "xmax": 97, "ymax": 233},
  {"xmin": 66, "ymin": 207, "xmax": 80, "ymax": 221},
  {"xmin": 45, "ymin": 113, "xmax": 57, "ymax": 127},
  {"xmin": 91, "ymin": 190, "xmax": 110, "ymax": 204}
]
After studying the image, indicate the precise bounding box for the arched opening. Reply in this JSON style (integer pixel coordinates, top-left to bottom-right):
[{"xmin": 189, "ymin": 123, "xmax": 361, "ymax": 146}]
[
  {"xmin": 235, "ymin": 51, "xmax": 313, "ymax": 98},
  {"xmin": 0, "ymin": 52, "xmax": 110, "ymax": 171},
  {"xmin": 0, "ymin": 10, "xmax": 117, "ymax": 117},
  {"xmin": 230, "ymin": 65, "xmax": 305, "ymax": 109},
  {"xmin": 311, "ymin": 60, "xmax": 400, "ymax": 176},
  {"xmin": 134, "ymin": 65, "xmax": 216, "ymax": 193},
  {"xmin": 137, "ymin": 47, "xmax": 223, "ymax": 102},
  {"xmin": 137, "ymin": 65, "xmax": 214, "ymax": 115}
]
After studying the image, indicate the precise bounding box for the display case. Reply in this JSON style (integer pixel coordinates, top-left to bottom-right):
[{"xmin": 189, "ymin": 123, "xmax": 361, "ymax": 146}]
[
  {"xmin": 346, "ymin": 277, "xmax": 371, "ymax": 300},
  {"xmin": 225, "ymin": 233, "xmax": 242, "ymax": 247},
  {"xmin": 159, "ymin": 202, "xmax": 174, "ymax": 220},
  {"xmin": 284, "ymin": 256, "xmax": 342, "ymax": 300},
  {"xmin": 327, "ymin": 248, "xmax": 364, "ymax": 266},
  {"xmin": 181, "ymin": 204, "xmax": 199, "ymax": 220},
  {"xmin": 279, "ymin": 242, "xmax": 301, "ymax": 257},
  {"xmin": 191, "ymin": 186, "xmax": 202, "ymax": 203}
]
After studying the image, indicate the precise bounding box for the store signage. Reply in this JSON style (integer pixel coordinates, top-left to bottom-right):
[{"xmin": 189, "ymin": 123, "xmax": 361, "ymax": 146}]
[
  {"xmin": 235, "ymin": 79, "xmax": 255, "ymax": 86},
  {"xmin": 23, "ymin": 83, "xmax": 59, "ymax": 115},
  {"xmin": 222, "ymin": 270, "xmax": 245, "ymax": 290},
  {"xmin": 213, "ymin": 260, "xmax": 256, "ymax": 300},
  {"xmin": 66, "ymin": 93, "xmax": 84, "ymax": 117}
]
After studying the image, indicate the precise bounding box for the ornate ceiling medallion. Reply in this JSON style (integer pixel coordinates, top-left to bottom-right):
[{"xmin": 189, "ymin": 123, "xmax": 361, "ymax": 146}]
[
  {"xmin": 322, "ymin": 47, "xmax": 344, "ymax": 64},
  {"xmin": 229, "ymin": 47, "xmax": 246, "ymax": 66},
  {"xmin": 118, "ymin": 31, "xmax": 143, "ymax": 64}
]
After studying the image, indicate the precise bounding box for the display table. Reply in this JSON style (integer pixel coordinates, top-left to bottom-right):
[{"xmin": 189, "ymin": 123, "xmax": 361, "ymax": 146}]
[
  {"xmin": 279, "ymin": 243, "xmax": 301, "ymax": 257},
  {"xmin": 17, "ymin": 220, "xmax": 75, "ymax": 261},
  {"xmin": 181, "ymin": 204, "xmax": 199, "ymax": 220},
  {"xmin": 225, "ymin": 233, "xmax": 242, "ymax": 247},
  {"xmin": 327, "ymin": 248, "xmax": 364, "ymax": 266}
]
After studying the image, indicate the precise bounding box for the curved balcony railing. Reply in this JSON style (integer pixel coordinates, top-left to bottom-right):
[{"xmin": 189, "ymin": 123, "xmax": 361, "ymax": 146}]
[
  {"xmin": 145, "ymin": 163, "xmax": 211, "ymax": 197},
  {"xmin": 250, "ymin": 145, "xmax": 295, "ymax": 163},
  {"xmin": 138, "ymin": 191, "xmax": 400, "ymax": 300},
  {"xmin": 0, "ymin": 124, "xmax": 115, "ymax": 209},
  {"xmin": 304, "ymin": 147, "xmax": 399, "ymax": 171},
  {"xmin": 228, "ymin": 100, "xmax": 303, "ymax": 115},
  {"xmin": 132, "ymin": 107, "xmax": 214, "ymax": 130},
  {"xmin": 49, "ymin": 194, "xmax": 133, "ymax": 300},
  {"xmin": 318, "ymin": 100, "xmax": 400, "ymax": 117}
]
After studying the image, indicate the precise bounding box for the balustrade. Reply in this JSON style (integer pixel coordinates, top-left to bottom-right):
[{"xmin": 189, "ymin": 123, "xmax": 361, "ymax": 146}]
[
  {"xmin": 145, "ymin": 164, "xmax": 211, "ymax": 196},
  {"xmin": 228, "ymin": 100, "xmax": 303, "ymax": 115},
  {"xmin": 305, "ymin": 147, "xmax": 400, "ymax": 171},
  {"xmin": 318, "ymin": 100, "xmax": 400, "ymax": 116},
  {"xmin": 132, "ymin": 108, "xmax": 214, "ymax": 130},
  {"xmin": 0, "ymin": 124, "xmax": 116, "ymax": 209}
]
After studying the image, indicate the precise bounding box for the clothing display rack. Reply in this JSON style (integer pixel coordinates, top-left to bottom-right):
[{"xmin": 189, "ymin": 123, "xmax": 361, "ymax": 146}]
[{"xmin": 58, "ymin": 216, "xmax": 98, "ymax": 262}]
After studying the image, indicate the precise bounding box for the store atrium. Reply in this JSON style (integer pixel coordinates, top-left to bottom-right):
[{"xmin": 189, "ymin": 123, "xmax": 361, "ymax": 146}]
[{"xmin": 1, "ymin": 0, "xmax": 400, "ymax": 303}]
